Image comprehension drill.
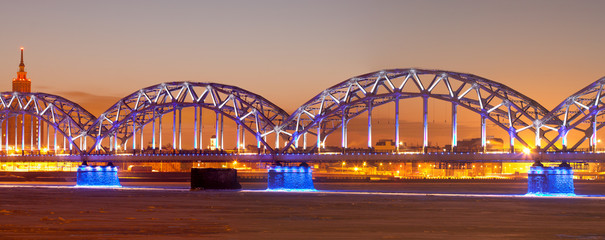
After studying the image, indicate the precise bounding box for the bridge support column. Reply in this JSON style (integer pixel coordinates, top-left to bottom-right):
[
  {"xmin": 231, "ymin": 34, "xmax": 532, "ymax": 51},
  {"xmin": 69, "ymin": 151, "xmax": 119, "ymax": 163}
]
[
  {"xmin": 178, "ymin": 108, "xmax": 182, "ymax": 151},
  {"xmin": 395, "ymin": 98, "xmax": 400, "ymax": 152},
  {"xmin": 303, "ymin": 132, "xmax": 307, "ymax": 150},
  {"xmin": 237, "ymin": 123, "xmax": 241, "ymax": 153},
  {"xmin": 481, "ymin": 115, "xmax": 486, "ymax": 153},
  {"xmin": 535, "ymin": 126, "xmax": 541, "ymax": 151},
  {"xmin": 422, "ymin": 96, "xmax": 428, "ymax": 153},
  {"xmin": 561, "ymin": 126, "xmax": 568, "ymax": 151},
  {"xmin": 159, "ymin": 112, "xmax": 163, "ymax": 151},
  {"xmin": 5, "ymin": 119, "xmax": 8, "ymax": 152},
  {"xmin": 0, "ymin": 120, "xmax": 3, "ymax": 152},
  {"xmin": 368, "ymin": 100, "xmax": 373, "ymax": 150},
  {"xmin": 132, "ymin": 117, "xmax": 136, "ymax": 152},
  {"xmin": 317, "ymin": 125, "xmax": 321, "ymax": 153},
  {"xmin": 54, "ymin": 126, "xmax": 57, "ymax": 152},
  {"xmin": 220, "ymin": 113, "xmax": 224, "ymax": 150},
  {"xmin": 30, "ymin": 114, "xmax": 34, "ymax": 152},
  {"xmin": 591, "ymin": 114, "xmax": 598, "ymax": 152},
  {"xmin": 172, "ymin": 108, "xmax": 176, "ymax": 150},
  {"xmin": 14, "ymin": 115, "xmax": 18, "ymax": 152},
  {"xmin": 194, "ymin": 106, "xmax": 198, "ymax": 149},
  {"xmin": 451, "ymin": 102, "xmax": 457, "ymax": 152},
  {"xmin": 37, "ymin": 118, "xmax": 42, "ymax": 152},
  {"xmin": 509, "ymin": 127, "xmax": 515, "ymax": 153},
  {"xmin": 152, "ymin": 109, "xmax": 156, "ymax": 150},
  {"xmin": 140, "ymin": 123, "xmax": 144, "ymax": 153},
  {"xmin": 215, "ymin": 111, "xmax": 219, "ymax": 150},
  {"xmin": 22, "ymin": 114, "xmax": 25, "ymax": 152},
  {"xmin": 341, "ymin": 108, "xmax": 347, "ymax": 151},
  {"xmin": 46, "ymin": 121, "xmax": 49, "ymax": 151},
  {"xmin": 199, "ymin": 106, "xmax": 203, "ymax": 151},
  {"xmin": 242, "ymin": 126, "xmax": 246, "ymax": 151}
]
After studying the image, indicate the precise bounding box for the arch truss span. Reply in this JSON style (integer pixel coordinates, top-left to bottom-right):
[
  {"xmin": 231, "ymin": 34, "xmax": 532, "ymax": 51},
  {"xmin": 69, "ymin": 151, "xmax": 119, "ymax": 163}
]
[
  {"xmin": 540, "ymin": 76, "xmax": 605, "ymax": 152},
  {"xmin": 279, "ymin": 69, "xmax": 551, "ymax": 153},
  {"xmin": 87, "ymin": 82, "xmax": 289, "ymax": 154},
  {"xmin": 0, "ymin": 92, "xmax": 97, "ymax": 154}
]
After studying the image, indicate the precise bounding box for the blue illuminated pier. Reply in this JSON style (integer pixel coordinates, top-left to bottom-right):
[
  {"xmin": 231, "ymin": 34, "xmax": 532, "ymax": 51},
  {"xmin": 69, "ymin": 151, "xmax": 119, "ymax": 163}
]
[
  {"xmin": 76, "ymin": 164, "xmax": 121, "ymax": 188},
  {"xmin": 267, "ymin": 166, "xmax": 315, "ymax": 191},
  {"xmin": 527, "ymin": 165, "xmax": 574, "ymax": 196}
]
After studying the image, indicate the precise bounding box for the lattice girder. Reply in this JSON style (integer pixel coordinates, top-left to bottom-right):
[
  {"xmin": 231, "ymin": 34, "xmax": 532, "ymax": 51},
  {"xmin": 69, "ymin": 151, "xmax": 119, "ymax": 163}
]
[
  {"xmin": 280, "ymin": 69, "xmax": 551, "ymax": 153},
  {"xmin": 541, "ymin": 77, "xmax": 605, "ymax": 151},
  {"xmin": 87, "ymin": 82, "xmax": 289, "ymax": 153},
  {"xmin": 0, "ymin": 92, "xmax": 97, "ymax": 153}
]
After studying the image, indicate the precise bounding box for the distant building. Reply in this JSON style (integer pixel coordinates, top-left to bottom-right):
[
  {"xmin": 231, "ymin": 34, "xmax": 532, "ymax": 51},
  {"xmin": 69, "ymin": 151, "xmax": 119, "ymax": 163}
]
[
  {"xmin": 447, "ymin": 137, "xmax": 504, "ymax": 152},
  {"xmin": 375, "ymin": 139, "xmax": 396, "ymax": 152},
  {"xmin": 5, "ymin": 48, "xmax": 41, "ymax": 152},
  {"xmin": 209, "ymin": 135, "xmax": 218, "ymax": 150}
]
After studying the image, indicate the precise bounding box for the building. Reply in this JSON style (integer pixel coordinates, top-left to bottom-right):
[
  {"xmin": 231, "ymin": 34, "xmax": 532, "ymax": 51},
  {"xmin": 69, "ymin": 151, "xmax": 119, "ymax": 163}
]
[{"xmin": 5, "ymin": 48, "xmax": 41, "ymax": 153}]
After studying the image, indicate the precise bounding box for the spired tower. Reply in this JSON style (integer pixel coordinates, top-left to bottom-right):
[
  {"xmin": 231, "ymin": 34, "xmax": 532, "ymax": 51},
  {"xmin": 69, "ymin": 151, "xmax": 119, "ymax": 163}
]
[
  {"xmin": 6, "ymin": 48, "xmax": 40, "ymax": 153},
  {"xmin": 13, "ymin": 48, "xmax": 31, "ymax": 92}
]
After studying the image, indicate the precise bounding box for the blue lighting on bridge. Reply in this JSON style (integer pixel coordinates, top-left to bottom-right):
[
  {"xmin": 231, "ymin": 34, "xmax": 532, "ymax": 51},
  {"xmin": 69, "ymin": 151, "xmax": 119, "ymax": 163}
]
[
  {"xmin": 76, "ymin": 163, "xmax": 121, "ymax": 188},
  {"xmin": 267, "ymin": 165, "xmax": 315, "ymax": 191}
]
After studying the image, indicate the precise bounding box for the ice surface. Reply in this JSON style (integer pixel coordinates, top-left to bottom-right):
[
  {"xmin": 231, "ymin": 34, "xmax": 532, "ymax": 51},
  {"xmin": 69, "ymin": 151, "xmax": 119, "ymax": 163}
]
[{"xmin": 1, "ymin": 182, "xmax": 605, "ymax": 239}]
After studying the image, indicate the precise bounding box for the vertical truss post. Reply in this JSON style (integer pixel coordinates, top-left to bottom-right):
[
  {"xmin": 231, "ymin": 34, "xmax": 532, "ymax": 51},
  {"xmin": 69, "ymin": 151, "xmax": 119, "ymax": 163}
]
[
  {"xmin": 140, "ymin": 123, "xmax": 144, "ymax": 152},
  {"xmin": 422, "ymin": 96, "xmax": 428, "ymax": 153},
  {"xmin": 317, "ymin": 120, "xmax": 322, "ymax": 153},
  {"xmin": 592, "ymin": 114, "xmax": 598, "ymax": 152},
  {"xmin": 367, "ymin": 100, "xmax": 373, "ymax": 149},
  {"xmin": 46, "ymin": 121, "xmax": 49, "ymax": 150},
  {"xmin": 194, "ymin": 106, "xmax": 198, "ymax": 149},
  {"xmin": 5, "ymin": 119, "xmax": 8, "ymax": 152},
  {"xmin": 37, "ymin": 118, "xmax": 41, "ymax": 151},
  {"xmin": 132, "ymin": 116, "xmax": 136, "ymax": 151},
  {"xmin": 152, "ymin": 109, "xmax": 156, "ymax": 150},
  {"xmin": 481, "ymin": 115, "xmax": 487, "ymax": 153},
  {"xmin": 220, "ymin": 113, "xmax": 224, "ymax": 150},
  {"xmin": 53, "ymin": 126, "xmax": 57, "ymax": 152},
  {"xmin": 341, "ymin": 108, "xmax": 347, "ymax": 150},
  {"xmin": 22, "ymin": 114, "xmax": 25, "ymax": 152},
  {"xmin": 451, "ymin": 102, "xmax": 458, "ymax": 152},
  {"xmin": 15, "ymin": 116, "xmax": 18, "ymax": 151},
  {"xmin": 303, "ymin": 132, "xmax": 307, "ymax": 150},
  {"xmin": 395, "ymin": 98, "xmax": 400, "ymax": 153},
  {"xmin": 275, "ymin": 130, "xmax": 280, "ymax": 151},
  {"xmin": 199, "ymin": 107, "xmax": 203, "ymax": 150},
  {"xmin": 172, "ymin": 108, "xmax": 176, "ymax": 150},
  {"xmin": 0, "ymin": 119, "xmax": 3, "ymax": 151},
  {"xmin": 242, "ymin": 124, "xmax": 246, "ymax": 150},
  {"xmin": 215, "ymin": 111, "xmax": 219, "ymax": 150},
  {"xmin": 30, "ymin": 115, "xmax": 34, "ymax": 151},
  {"xmin": 561, "ymin": 126, "xmax": 568, "ymax": 151},
  {"xmin": 534, "ymin": 126, "xmax": 541, "ymax": 150},
  {"xmin": 178, "ymin": 108, "xmax": 182, "ymax": 150},
  {"xmin": 236, "ymin": 122, "xmax": 241, "ymax": 153},
  {"xmin": 159, "ymin": 112, "xmax": 163, "ymax": 151},
  {"xmin": 509, "ymin": 127, "xmax": 515, "ymax": 153}
]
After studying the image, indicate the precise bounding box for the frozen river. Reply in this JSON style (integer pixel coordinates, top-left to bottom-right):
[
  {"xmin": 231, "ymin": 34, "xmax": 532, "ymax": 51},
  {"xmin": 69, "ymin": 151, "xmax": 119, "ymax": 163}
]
[{"xmin": 1, "ymin": 182, "xmax": 605, "ymax": 239}]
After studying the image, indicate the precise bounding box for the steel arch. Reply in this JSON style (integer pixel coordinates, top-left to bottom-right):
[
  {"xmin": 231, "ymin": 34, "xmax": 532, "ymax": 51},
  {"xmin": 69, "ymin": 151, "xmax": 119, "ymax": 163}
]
[
  {"xmin": 0, "ymin": 92, "xmax": 97, "ymax": 154},
  {"xmin": 540, "ymin": 76, "xmax": 605, "ymax": 151},
  {"xmin": 87, "ymin": 82, "xmax": 289, "ymax": 154},
  {"xmin": 279, "ymin": 69, "xmax": 551, "ymax": 153}
]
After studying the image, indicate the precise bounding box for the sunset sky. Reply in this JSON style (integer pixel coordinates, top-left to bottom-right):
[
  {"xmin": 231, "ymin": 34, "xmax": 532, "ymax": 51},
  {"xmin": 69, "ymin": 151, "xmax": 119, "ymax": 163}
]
[{"xmin": 1, "ymin": 0, "xmax": 604, "ymax": 118}]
